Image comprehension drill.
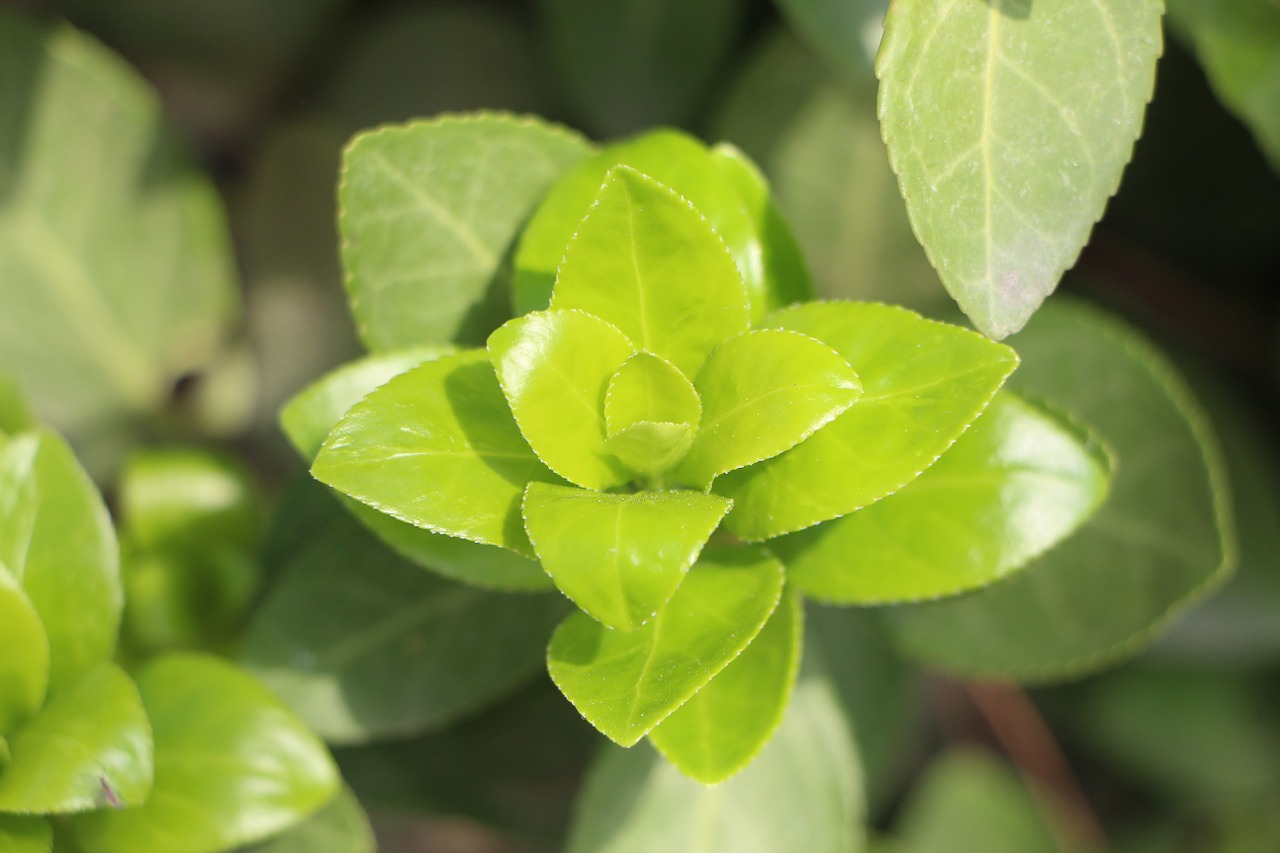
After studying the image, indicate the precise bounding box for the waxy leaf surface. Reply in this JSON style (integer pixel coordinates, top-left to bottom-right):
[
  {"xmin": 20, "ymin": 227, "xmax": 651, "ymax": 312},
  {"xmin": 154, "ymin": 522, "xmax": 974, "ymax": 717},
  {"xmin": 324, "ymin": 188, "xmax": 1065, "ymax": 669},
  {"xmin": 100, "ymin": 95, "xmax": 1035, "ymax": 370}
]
[
  {"xmin": 313, "ymin": 350, "xmax": 561, "ymax": 557},
  {"xmin": 604, "ymin": 352, "xmax": 700, "ymax": 434},
  {"xmin": 602, "ymin": 423, "xmax": 694, "ymax": 478},
  {"xmin": 0, "ymin": 664, "xmax": 151, "ymax": 814},
  {"xmin": 523, "ymin": 483, "xmax": 731, "ymax": 631},
  {"xmin": 0, "ymin": 816, "xmax": 50, "ymax": 853},
  {"xmin": 551, "ymin": 167, "xmax": 750, "ymax": 377},
  {"xmin": 340, "ymin": 113, "xmax": 590, "ymax": 350},
  {"xmin": 677, "ymin": 329, "xmax": 860, "ymax": 488},
  {"xmin": 778, "ymin": 393, "xmax": 1110, "ymax": 603},
  {"xmin": 718, "ymin": 302, "xmax": 1018, "ymax": 540},
  {"xmin": 649, "ymin": 590, "xmax": 803, "ymax": 784},
  {"xmin": 547, "ymin": 546, "xmax": 783, "ymax": 746},
  {"xmin": 489, "ymin": 310, "xmax": 635, "ymax": 490},
  {"xmin": 877, "ymin": 0, "xmax": 1163, "ymax": 337},
  {"xmin": 887, "ymin": 302, "xmax": 1233, "ymax": 679},
  {"xmin": 0, "ymin": 570, "xmax": 47, "ymax": 735},
  {"xmin": 71, "ymin": 655, "xmax": 339, "ymax": 853}
]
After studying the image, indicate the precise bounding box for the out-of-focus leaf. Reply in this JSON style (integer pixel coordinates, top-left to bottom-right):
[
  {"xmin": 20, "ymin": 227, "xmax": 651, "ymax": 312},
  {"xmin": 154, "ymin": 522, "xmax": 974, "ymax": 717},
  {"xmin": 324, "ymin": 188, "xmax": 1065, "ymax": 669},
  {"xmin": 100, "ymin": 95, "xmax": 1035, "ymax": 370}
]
[
  {"xmin": 773, "ymin": 0, "xmax": 886, "ymax": 84},
  {"xmin": 0, "ymin": 815, "xmax": 50, "ymax": 853},
  {"xmin": 0, "ymin": 13, "xmax": 237, "ymax": 430},
  {"xmin": 0, "ymin": 568, "xmax": 47, "ymax": 735},
  {"xmin": 245, "ymin": 788, "xmax": 374, "ymax": 853},
  {"xmin": 877, "ymin": 0, "xmax": 1163, "ymax": 338},
  {"xmin": 339, "ymin": 114, "xmax": 590, "ymax": 351},
  {"xmin": 0, "ymin": 376, "xmax": 34, "ymax": 436},
  {"xmin": 120, "ymin": 449, "xmax": 259, "ymax": 555}
]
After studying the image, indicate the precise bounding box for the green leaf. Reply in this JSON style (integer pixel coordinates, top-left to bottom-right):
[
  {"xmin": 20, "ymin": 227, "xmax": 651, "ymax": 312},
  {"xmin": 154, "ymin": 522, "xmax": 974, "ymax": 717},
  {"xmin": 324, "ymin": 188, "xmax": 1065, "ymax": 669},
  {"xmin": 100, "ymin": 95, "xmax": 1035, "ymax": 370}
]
[
  {"xmin": 777, "ymin": 392, "xmax": 1111, "ymax": 604},
  {"xmin": 0, "ymin": 569, "xmax": 47, "ymax": 736},
  {"xmin": 676, "ymin": 329, "xmax": 861, "ymax": 489},
  {"xmin": 242, "ymin": 483, "xmax": 567, "ymax": 744},
  {"xmin": 604, "ymin": 352, "xmax": 701, "ymax": 434},
  {"xmin": 0, "ymin": 13, "xmax": 237, "ymax": 430},
  {"xmin": 0, "ymin": 815, "xmax": 50, "ymax": 853},
  {"xmin": 886, "ymin": 301, "xmax": 1233, "ymax": 679},
  {"xmin": 339, "ymin": 113, "xmax": 591, "ymax": 351},
  {"xmin": 313, "ymin": 350, "xmax": 561, "ymax": 557},
  {"xmin": 602, "ymin": 423, "xmax": 695, "ymax": 479},
  {"xmin": 551, "ymin": 167, "xmax": 750, "ymax": 378},
  {"xmin": 877, "ymin": 0, "xmax": 1163, "ymax": 338},
  {"xmin": 488, "ymin": 310, "xmax": 636, "ymax": 490},
  {"xmin": 1167, "ymin": 0, "xmax": 1280, "ymax": 173},
  {"xmin": 0, "ymin": 663, "xmax": 152, "ymax": 814},
  {"xmin": 0, "ymin": 376, "xmax": 35, "ymax": 437},
  {"xmin": 120, "ymin": 449, "xmax": 259, "ymax": 556},
  {"xmin": 0, "ymin": 430, "xmax": 120, "ymax": 691},
  {"xmin": 648, "ymin": 589, "xmax": 803, "ymax": 784},
  {"xmin": 245, "ymin": 788, "xmax": 374, "ymax": 853},
  {"xmin": 567, "ymin": 660, "xmax": 862, "ymax": 852},
  {"xmin": 773, "ymin": 0, "xmax": 886, "ymax": 84},
  {"xmin": 71, "ymin": 654, "xmax": 339, "ymax": 853},
  {"xmin": 718, "ymin": 302, "xmax": 1018, "ymax": 541},
  {"xmin": 522, "ymin": 483, "xmax": 731, "ymax": 631},
  {"xmin": 547, "ymin": 546, "xmax": 784, "ymax": 746}
]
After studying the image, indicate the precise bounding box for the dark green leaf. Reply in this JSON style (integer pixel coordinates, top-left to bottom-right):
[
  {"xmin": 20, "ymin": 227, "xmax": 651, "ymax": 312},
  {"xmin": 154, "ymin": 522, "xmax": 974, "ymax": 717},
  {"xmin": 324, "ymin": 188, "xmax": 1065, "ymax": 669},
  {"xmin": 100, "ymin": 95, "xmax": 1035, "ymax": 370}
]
[
  {"xmin": 774, "ymin": 0, "xmax": 885, "ymax": 83},
  {"xmin": 0, "ymin": 815, "xmax": 50, "ymax": 853}
]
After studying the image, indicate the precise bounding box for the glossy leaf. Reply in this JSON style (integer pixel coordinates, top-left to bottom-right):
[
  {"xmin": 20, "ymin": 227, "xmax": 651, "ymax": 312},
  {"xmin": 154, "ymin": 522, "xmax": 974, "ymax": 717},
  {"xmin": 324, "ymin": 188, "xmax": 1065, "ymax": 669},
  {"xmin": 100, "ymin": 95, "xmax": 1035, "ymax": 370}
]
[
  {"xmin": 887, "ymin": 301, "xmax": 1233, "ymax": 679},
  {"xmin": 0, "ymin": 816, "xmax": 50, "ymax": 853},
  {"xmin": 877, "ymin": 0, "xmax": 1163, "ymax": 338},
  {"xmin": 0, "ymin": 663, "xmax": 151, "ymax": 814},
  {"xmin": 718, "ymin": 301, "xmax": 1018, "ymax": 540},
  {"xmin": 552, "ymin": 167, "xmax": 750, "ymax": 378},
  {"xmin": 0, "ymin": 13, "xmax": 237, "ymax": 430},
  {"xmin": 71, "ymin": 654, "xmax": 339, "ymax": 853},
  {"xmin": 522, "ymin": 483, "xmax": 731, "ymax": 631},
  {"xmin": 649, "ymin": 590, "xmax": 803, "ymax": 784},
  {"xmin": 604, "ymin": 352, "xmax": 700, "ymax": 434},
  {"xmin": 1167, "ymin": 0, "xmax": 1280, "ymax": 173},
  {"xmin": 567, "ymin": 661, "xmax": 862, "ymax": 852},
  {"xmin": 778, "ymin": 393, "xmax": 1111, "ymax": 604},
  {"xmin": 339, "ymin": 113, "xmax": 590, "ymax": 350},
  {"xmin": 313, "ymin": 350, "xmax": 561, "ymax": 557},
  {"xmin": 676, "ymin": 329, "xmax": 861, "ymax": 488},
  {"xmin": 547, "ymin": 546, "xmax": 784, "ymax": 746},
  {"xmin": 0, "ymin": 430, "xmax": 120, "ymax": 691},
  {"xmin": 488, "ymin": 310, "xmax": 635, "ymax": 489},
  {"xmin": 246, "ymin": 788, "xmax": 374, "ymax": 853},
  {"xmin": 0, "ymin": 569, "xmax": 47, "ymax": 735},
  {"xmin": 602, "ymin": 422, "xmax": 695, "ymax": 479},
  {"xmin": 242, "ymin": 483, "xmax": 567, "ymax": 744}
]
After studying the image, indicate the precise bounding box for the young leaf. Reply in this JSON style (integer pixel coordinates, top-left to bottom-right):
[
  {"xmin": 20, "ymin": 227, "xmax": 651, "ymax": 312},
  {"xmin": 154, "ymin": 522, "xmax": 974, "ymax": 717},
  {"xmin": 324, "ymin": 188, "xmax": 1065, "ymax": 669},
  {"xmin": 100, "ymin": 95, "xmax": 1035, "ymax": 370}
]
[
  {"xmin": 0, "ymin": 815, "xmax": 50, "ymax": 853},
  {"xmin": 718, "ymin": 302, "xmax": 1018, "ymax": 541},
  {"xmin": 0, "ymin": 569, "xmax": 48, "ymax": 736},
  {"xmin": 245, "ymin": 787, "xmax": 374, "ymax": 853},
  {"xmin": 676, "ymin": 329, "xmax": 861, "ymax": 488},
  {"xmin": 312, "ymin": 350, "xmax": 562, "ymax": 557},
  {"xmin": 0, "ymin": 663, "xmax": 152, "ymax": 814},
  {"xmin": 0, "ymin": 13, "xmax": 238, "ymax": 430},
  {"xmin": 877, "ymin": 0, "xmax": 1163, "ymax": 338},
  {"xmin": 776, "ymin": 392, "xmax": 1111, "ymax": 604},
  {"xmin": 602, "ymin": 423, "xmax": 695, "ymax": 478},
  {"xmin": 522, "ymin": 483, "xmax": 731, "ymax": 631},
  {"xmin": 604, "ymin": 352, "xmax": 701, "ymax": 434},
  {"xmin": 886, "ymin": 301, "xmax": 1233, "ymax": 679},
  {"xmin": 488, "ymin": 310, "xmax": 636, "ymax": 490},
  {"xmin": 339, "ymin": 113, "xmax": 591, "ymax": 350},
  {"xmin": 70, "ymin": 654, "xmax": 339, "ymax": 853},
  {"xmin": 648, "ymin": 589, "xmax": 803, "ymax": 784},
  {"xmin": 551, "ymin": 167, "xmax": 751, "ymax": 377},
  {"xmin": 547, "ymin": 546, "xmax": 783, "ymax": 746}
]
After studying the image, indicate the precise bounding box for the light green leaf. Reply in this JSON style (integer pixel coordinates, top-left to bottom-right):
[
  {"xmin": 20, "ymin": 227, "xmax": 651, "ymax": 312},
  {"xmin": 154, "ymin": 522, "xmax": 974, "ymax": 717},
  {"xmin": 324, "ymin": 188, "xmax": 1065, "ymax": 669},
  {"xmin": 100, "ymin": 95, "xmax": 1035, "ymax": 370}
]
[
  {"xmin": 242, "ymin": 483, "xmax": 567, "ymax": 744},
  {"xmin": 0, "ymin": 815, "xmax": 50, "ymax": 853},
  {"xmin": 604, "ymin": 352, "xmax": 701, "ymax": 434},
  {"xmin": 602, "ymin": 422, "xmax": 695, "ymax": 479},
  {"xmin": 778, "ymin": 393, "xmax": 1110, "ymax": 604},
  {"xmin": 649, "ymin": 590, "xmax": 803, "ymax": 784},
  {"xmin": 0, "ymin": 663, "xmax": 152, "ymax": 814},
  {"xmin": 547, "ymin": 546, "xmax": 783, "ymax": 746},
  {"xmin": 0, "ymin": 568, "xmax": 47, "ymax": 736},
  {"xmin": 567, "ymin": 660, "xmax": 862, "ymax": 852},
  {"xmin": 0, "ymin": 13, "xmax": 237, "ymax": 430},
  {"xmin": 488, "ymin": 310, "xmax": 636, "ymax": 490},
  {"xmin": 1167, "ymin": 0, "xmax": 1280, "ymax": 173},
  {"xmin": 339, "ymin": 113, "xmax": 590, "ymax": 350},
  {"xmin": 877, "ymin": 0, "xmax": 1163, "ymax": 338},
  {"xmin": 313, "ymin": 350, "xmax": 562, "ymax": 557},
  {"xmin": 0, "ymin": 430, "xmax": 120, "ymax": 691},
  {"xmin": 886, "ymin": 301, "xmax": 1233, "ymax": 680},
  {"xmin": 773, "ymin": 0, "xmax": 886, "ymax": 84},
  {"xmin": 71, "ymin": 654, "xmax": 339, "ymax": 853},
  {"xmin": 522, "ymin": 483, "xmax": 731, "ymax": 631},
  {"xmin": 552, "ymin": 167, "xmax": 750, "ymax": 378},
  {"xmin": 120, "ymin": 449, "xmax": 259, "ymax": 556},
  {"xmin": 676, "ymin": 329, "xmax": 861, "ymax": 489},
  {"xmin": 718, "ymin": 302, "xmax": 1018, "ymax": 541},
  {"xmin": 246, "ymin": 787, "xmax": 374, "ymax": 853},
  {"xmin": 0, "ymin": 376, "xmax": 35, "ymax": 437}
]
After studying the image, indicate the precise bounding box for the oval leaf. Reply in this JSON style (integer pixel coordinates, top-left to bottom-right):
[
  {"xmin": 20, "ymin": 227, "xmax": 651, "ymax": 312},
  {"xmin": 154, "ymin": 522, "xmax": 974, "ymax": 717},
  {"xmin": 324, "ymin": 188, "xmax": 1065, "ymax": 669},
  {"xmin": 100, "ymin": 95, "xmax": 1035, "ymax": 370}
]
[
  {"xmin": 523, "ymin": 483, "xmax": 732, "ymax": 631},
  {"xmin": 877, "ymin": 0, "xmax": 1163, "ymax": 337},
  {"xmin": 550, "ymin": 167, "xmax": 750, "ymax": 377},
  {"xmin": 0, "ymin": 569, "xmax": 48, "ymax": 735},
  {"xmin": 488, "ymin": 310, "xmax": 636, "ymax": 490},
  {"xmin": 547, "ymin": 545, "xmax": 783, "ymax": 746},
  {"xmin": 70, "ymin": 654, "xmax": 339, "ymax": 853},
  {"xmin": 718, "ymin": 301, "xmax": 1018, "ymax": 541},
  {"xmin": 604, "ymin": 352, "xmax": 701, "ymax": 435},
  {"xmin": 676, "ymin": 329, "xmax": 861, "ymax": 489},
  {"xmin": 777, "ymin": 392, "xmax": 1111, "ymax": 603}
]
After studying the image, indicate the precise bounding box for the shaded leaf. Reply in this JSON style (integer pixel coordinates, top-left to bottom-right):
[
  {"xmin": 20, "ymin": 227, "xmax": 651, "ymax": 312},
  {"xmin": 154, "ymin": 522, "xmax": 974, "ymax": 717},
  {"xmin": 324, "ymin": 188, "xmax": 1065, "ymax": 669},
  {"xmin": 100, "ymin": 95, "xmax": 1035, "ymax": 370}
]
[
  {"xmin": 773, "ymin": 0, "xmax": 886, "ymax": 84},
  {"xmin": 0, "ymin": 815, "xmax": 50, "ymax": 853},
  {"xmin": 602, "ymin": 422, "xmax": 695, "ymax": 479},
  {"xmin": 0, "ymin": 568, "xmax": 47, "ymax": 735},
  {"xmin": 246, "ymin": 787, "xmax": 374, "ymax": 853}
]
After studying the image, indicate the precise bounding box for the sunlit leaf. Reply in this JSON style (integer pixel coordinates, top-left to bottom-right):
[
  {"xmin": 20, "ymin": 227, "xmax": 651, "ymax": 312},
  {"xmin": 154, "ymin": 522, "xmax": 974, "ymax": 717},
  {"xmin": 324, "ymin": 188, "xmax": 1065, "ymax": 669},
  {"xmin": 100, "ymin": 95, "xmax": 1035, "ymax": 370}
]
[{"xmin": 604, "ymin": 352, "xmax": 700, "ymax": 434}]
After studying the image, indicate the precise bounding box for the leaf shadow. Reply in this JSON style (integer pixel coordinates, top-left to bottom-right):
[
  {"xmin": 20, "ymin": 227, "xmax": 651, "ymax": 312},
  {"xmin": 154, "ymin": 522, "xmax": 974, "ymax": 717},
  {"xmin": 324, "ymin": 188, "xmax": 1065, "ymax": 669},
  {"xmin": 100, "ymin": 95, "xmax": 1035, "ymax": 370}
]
[{"xmin": 979, "ymin": 0, "xmax": 1032, "ymax": 20}]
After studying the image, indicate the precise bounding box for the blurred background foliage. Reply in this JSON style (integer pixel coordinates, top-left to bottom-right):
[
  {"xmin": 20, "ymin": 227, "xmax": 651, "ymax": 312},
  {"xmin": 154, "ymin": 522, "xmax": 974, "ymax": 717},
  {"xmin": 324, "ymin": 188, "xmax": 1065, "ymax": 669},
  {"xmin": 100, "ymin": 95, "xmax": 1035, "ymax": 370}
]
[{"xmin": 0, "ymin": 0, "xmax": 1278, "ymax": 850}]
